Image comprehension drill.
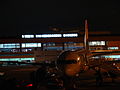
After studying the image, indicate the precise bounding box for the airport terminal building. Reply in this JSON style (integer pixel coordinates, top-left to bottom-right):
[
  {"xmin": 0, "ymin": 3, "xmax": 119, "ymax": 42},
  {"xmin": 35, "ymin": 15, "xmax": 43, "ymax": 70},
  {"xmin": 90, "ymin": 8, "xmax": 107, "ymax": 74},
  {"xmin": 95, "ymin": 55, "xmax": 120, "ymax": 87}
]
[{"xmin": 0, "ymin": 31, "xmax": 120, "ymax": 63}]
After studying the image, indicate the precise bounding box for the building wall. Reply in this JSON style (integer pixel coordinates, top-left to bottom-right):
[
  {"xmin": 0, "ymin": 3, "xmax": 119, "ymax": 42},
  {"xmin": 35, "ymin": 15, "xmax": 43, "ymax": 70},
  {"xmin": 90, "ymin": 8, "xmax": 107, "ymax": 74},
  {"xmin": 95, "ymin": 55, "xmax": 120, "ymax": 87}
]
[{"xmin": 0, "ymin": 32, "xmax": 120, "ymax": 62}]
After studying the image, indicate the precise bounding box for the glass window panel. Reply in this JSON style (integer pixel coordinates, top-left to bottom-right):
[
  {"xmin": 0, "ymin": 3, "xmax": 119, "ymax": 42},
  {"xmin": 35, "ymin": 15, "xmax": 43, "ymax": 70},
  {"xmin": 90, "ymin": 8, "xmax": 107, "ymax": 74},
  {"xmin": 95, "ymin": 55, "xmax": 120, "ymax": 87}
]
[
  {"xmin": 36, "ymin": 34, "xmax": 62, "ymax": 38},
  {"xmin": 22, "ymin": 43, "xmax": 41, "ymax": 48},
  {"xmin": 36, "ymin": 34, "xmax": 44, "ymax": 38},
  {"xmin": 26, "ymin": 43, "xmax": 37, "ymax": 47},
  {"xmin": 38, "ymin": 43, "xmax": 41, "ymax": 47},
  {"xmin": 0, "ymin": 43, "xmax": 20, "ymax": 48},
  {"xmin": 22, "ymin": 35, "xmax": 34, "ymax": 38},
  {"xmin": 89, "ymin": 41, "xmax": 105, "ymax": 46},
  {"xmin": 10, "ymin": 58, "xmax": 20, "ymax": 61},
  {"xmin": 0, "ymin": 44, "xmax": 3, "ymax": 48},
  {"xmin": 21, "ymin": 58, "xmax": 35, "ymax": 60},
  {"xmin": 63, "ymin": 33, "xmax": 78, "ymax": 37},
  {"xmin": 22, "ymin": 35, "xmax": 25, "ymax": 38},
  {"xmin": 0, "ymin": 58, "xmax": 35, "ymax": 61},
  {"xmin": 108, "ymin": 47, "xmax": 119, "ymax": 50},
  {"xmin": 22, "ymin": 43, "xmax": 26, "ymax": 48},
  {"xmin": 42, "ymin": 34, "xmax": 62, "ymax": 38},
  {"xmin": 104, "ymin": 55, "xmax": 120, "ymax": 58}
]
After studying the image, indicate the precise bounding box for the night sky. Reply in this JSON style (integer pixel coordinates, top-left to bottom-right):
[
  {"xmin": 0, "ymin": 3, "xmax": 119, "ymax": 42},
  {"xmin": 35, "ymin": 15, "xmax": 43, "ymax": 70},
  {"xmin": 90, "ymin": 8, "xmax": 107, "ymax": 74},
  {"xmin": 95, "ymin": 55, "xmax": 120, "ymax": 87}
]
[{"xmin": 0, "ymin": 0, "xmax": 120, "ymax": 37}]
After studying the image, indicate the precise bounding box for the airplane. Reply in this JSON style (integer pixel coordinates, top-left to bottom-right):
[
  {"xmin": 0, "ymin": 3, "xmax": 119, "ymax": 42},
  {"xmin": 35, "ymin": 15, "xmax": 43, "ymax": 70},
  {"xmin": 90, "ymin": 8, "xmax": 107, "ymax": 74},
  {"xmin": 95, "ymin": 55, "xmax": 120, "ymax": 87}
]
[
  {"xmin": 49, "ymin": 20, "xmax": 120, "ymax": 89},
  {"xmin": 55, "ymin": 19, "xmax": 120, "ymax": 79},
  {"xmin": 1, "ymin": 20, "xmax": 120, "ymax": 89},
  {"xmin": 1, "ymin": 20, "xmax": 120, "ymax": 78}
]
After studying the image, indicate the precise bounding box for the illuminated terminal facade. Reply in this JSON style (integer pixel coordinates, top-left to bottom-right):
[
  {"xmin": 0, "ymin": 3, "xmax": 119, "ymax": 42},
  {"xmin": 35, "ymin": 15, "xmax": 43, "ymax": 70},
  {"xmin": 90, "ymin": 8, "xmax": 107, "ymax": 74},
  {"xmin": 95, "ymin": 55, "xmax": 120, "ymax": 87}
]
[{"xmin": 0, "ymin": 31, "xmax": 120, "ymax": 63}]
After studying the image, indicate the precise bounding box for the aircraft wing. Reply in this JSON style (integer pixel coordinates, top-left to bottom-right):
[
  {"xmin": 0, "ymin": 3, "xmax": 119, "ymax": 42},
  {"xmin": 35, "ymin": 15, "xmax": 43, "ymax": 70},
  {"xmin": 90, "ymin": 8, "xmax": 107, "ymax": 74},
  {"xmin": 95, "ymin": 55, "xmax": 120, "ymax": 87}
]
[
  {"xmin": 88, "ymin": 50, "xmax": 120, "ymax": 75},
  {"xmin": 89, "ymin": 49, "xmax": 120, "ymax": 57},
  {"xmin": 88, "ymin": 50, "xmax": 120, "ymax": 66},
  {"xmin": 90, "ymin": 49, "xmax": 120, "ymax": 53}
]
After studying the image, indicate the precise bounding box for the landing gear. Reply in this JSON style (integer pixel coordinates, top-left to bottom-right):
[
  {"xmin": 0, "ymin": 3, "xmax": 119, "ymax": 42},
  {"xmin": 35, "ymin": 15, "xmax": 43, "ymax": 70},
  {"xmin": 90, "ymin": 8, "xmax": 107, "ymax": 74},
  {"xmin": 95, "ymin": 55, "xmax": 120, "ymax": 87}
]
[{"xmin": 94, "ymin": 67, "xmax": 103, "ymax": 86}]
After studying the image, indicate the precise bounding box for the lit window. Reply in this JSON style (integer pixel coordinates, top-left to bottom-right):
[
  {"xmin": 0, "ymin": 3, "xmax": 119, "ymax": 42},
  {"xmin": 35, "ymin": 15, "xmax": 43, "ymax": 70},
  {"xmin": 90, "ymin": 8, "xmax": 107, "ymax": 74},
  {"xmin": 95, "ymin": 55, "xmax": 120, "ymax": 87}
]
[
  {"xmin": 89, "ymin": 41, "xmax": 105, "ymax": 46},
  {"xmin": 20, "ymin": 58, "xmax": 35, "ymax": 60},
  {"xmin": 0, "ymin": 44, "xmax": 3, "ymax": 48},
  {"xmin": 0, "ymin": 43, "xmax": 20, "ymax": 48},
  {"xmin": 104, "ymin": 55, "xmax": 120, "ymax": 58},
  {"xmin": 35, "ymin": 35, "xmax": 42, "ymax": 38},
  {"xmin": 38, "ymin": 43, "xmax": 41, "ymax": 47},
  {"xmin": 108, "ymin": 47, "xmax": 119, "ymax": 50},
  {"xmin": 25, "ymin": 43, "xmax": 37, "ymax": 47},
  {"xmin": 22, "ymin": 43, "xmax": 41, "ymax": 48},
  {"xmin": 0, "ymin": 58, "xmax": 35, "ymax": 61},
  {"xmin": 36, "ymin": 34, "xmax": 62, "ymax": 38},
  {"xmin": 21, "ymin": 49, "xmax": 32, "ymax": 52},
  {"xmin": 22, "ymin": 35, "xmax": 34, "ymax": 38},
  {"xmin": 21, "ymin": 43, "xmax": 25, "ymax": 48},
  {"xmin": 63, "ymin": 33, "xmax": 78, "ymax": 37},
  {"xmin": 43, "ymin": 43, "xmax": 55, "ymax": 47}
]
